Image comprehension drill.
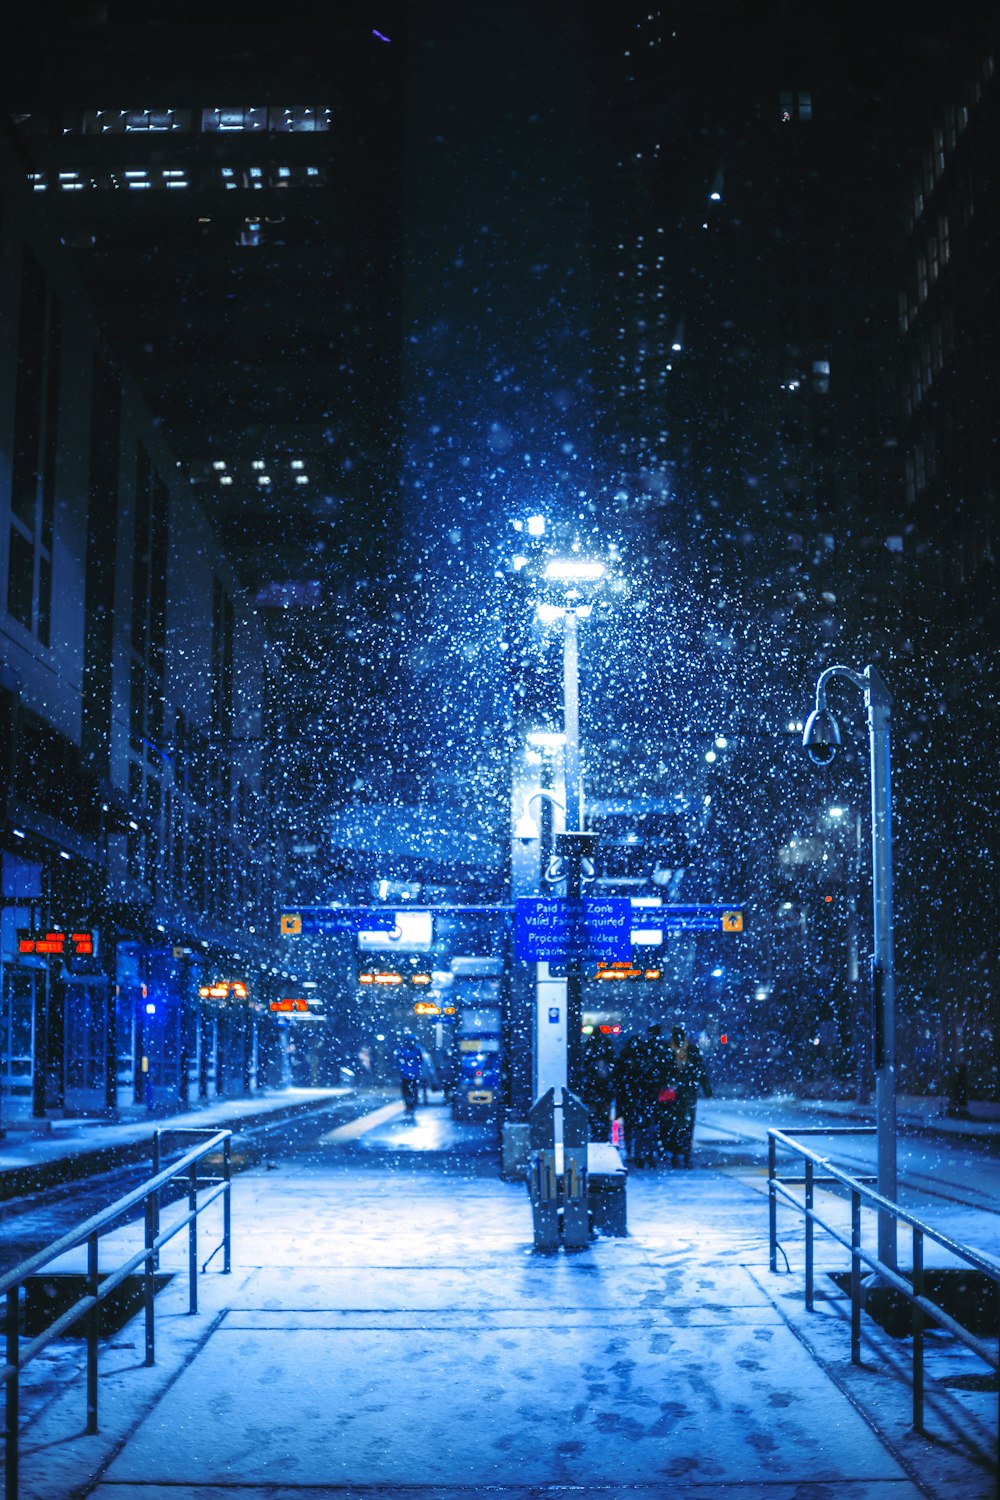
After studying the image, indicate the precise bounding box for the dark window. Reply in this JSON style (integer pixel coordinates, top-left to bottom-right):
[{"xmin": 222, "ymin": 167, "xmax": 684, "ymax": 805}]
[{"xmin": 7, "ymin": 529, "xmax": 34, "ymax": 627}]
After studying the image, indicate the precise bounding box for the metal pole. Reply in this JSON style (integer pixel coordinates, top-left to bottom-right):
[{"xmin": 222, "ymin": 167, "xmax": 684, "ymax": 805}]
[
  {"xmin": 562, "ymin": 605, "xmax": 583, "ymax": 1100},
  {"xmin": 768, "ymin": 1132, "xmax": 777, "ymax": 1273},
  {"xmin": 812, "ymin": 663, "xmax": 897, "ymax": 1272},
  {"xmin": 6, "ymin": 1287, "xmax": 19, "ymax": 1500},
  {"xmin": 865, "ymin": 665, "xmax": 897, "ymax": 1270},
  {"xmin": 563, "ymin": 607, "xmax": 581, "ymax": 833},
  {"xmin": 188, "ymin": 1163, "xmax": 198, "ymax": 1314},
  {"xmin": 86, "ymin": 1232, "xmax": 99, "ymax": 1434},
  {"xmin": 223, "ymin": 1135, "xmax": 232, "ymax": 1274}
]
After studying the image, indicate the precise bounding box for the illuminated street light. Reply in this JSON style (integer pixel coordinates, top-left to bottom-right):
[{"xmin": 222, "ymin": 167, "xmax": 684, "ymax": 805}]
[
  {"xmin": 526, "ymin": 730, "xmax": 566, "ymax": 752},
  {"xmin": 802, "ymin": 663, "xmax": 897, "ymax": 1271},
  {"xmin": 543, "ymin": 559, "xmax": 606, "ymax": 583}
]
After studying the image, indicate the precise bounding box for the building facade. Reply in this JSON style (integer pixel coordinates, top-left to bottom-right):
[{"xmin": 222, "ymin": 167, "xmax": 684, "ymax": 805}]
[{"xmin": 0, "ymin": 128, "xmax": 282, "ymax": 1123}]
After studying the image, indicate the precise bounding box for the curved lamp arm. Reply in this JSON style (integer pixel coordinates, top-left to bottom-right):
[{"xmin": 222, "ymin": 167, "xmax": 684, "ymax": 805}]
[{"xmin": 514, "ymin": 789, "xmax": 566, "ymax": 843}]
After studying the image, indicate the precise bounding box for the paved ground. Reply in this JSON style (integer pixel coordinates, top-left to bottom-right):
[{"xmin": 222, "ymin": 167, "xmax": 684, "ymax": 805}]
[{"xmin": 9, "ymin": 1097, "xmax": 998, "ymax": 1499}]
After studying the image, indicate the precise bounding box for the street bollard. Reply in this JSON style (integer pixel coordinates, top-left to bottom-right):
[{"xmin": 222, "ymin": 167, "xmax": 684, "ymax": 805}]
[{"xmin": 527, "ymin": 1087, "xmax": 593, "ymax": 1250}]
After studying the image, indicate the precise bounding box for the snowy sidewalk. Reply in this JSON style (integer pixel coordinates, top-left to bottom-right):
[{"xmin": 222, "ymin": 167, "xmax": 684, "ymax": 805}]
[
  {"xmin": 13, "ymin": 1130, "xmax": 958, "ymax": 1499},
  {"xmin": 0, "ymin": 1087, "xmax": 359, "ymax": 1200}
]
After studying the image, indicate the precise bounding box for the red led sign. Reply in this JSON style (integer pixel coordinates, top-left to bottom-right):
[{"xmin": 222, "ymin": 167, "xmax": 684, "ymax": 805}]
[
  {"xmin": 18, "ymin": 930, "xmax": 95, "ymax": 957},
  {"xmin": 270, "ymin": 998, "xmax": 309, "ymax": 1013}
]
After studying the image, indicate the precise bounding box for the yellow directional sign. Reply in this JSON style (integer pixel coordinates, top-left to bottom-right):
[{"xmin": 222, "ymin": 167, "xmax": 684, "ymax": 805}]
[
  {"xmin": 280, "ymin": 913, "xmax": 302, "ymax": 936},
  {"xmin": 722, "ymin": 910, "xmax": 744, "ymax": 933}
]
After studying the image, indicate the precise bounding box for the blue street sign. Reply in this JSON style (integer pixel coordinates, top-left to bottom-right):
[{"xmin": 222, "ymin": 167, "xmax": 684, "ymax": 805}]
[
  {"xmin": 633, "ymin": 904, "xmax": 744, "ymax": 933},
  {"xmin": 281, "ymin": 904, "xmax": 511, "ymax": 938},
  {"xmin": 515, "ymin": 898, "xmax": 633, "ymax": 963},
  {"xmin": 281, "ymin": 908, "xmax": 400, "ymax": 936}
]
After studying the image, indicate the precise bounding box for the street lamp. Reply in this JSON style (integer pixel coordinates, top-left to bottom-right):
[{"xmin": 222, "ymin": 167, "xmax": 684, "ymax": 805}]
[
  {"xmin": 535, "ymin": 559, "xmax": 606, "ymax": 1095},
  {"xmin": 803, "ymin": 663, "xmax": 897, "ymax": 1270}
]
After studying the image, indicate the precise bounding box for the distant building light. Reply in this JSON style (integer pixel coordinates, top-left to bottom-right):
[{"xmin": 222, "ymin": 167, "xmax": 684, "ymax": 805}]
[
  {"xmin": 12, "ymin": 828, "xmax": 25, "ymax": 839},
  {"xmin": 536, "ymin": 603, "xmax": 565, "ymax": 625},
  {"xmin": 58, "ymin": 171, "xmax": 79, "ymax": 180},
  {"xmin": 544, "ymin": 559, "xmax": 605, "ymax": 582},
  {"xmin": 219, "ymin": 475, "xmax": 234, "ymax": 485},
  {"xmin": 714, "ymin": 735, "xmax": 727, "ymax": 749},
  {"xmin": 526, "ymin": 515, "xmax": 546, "ymax": 536},
  {"xmin": 252, "ymin": 460, "xmax": 265, "ymax": 470},
  {"xmin": 59, "ymin": 850, "xmax": 71, "ymax": 860},
  {"xmin": 123, "ymin": 170, "xmax": 147, "ymax": 179},
  {"xmin": 705, "ymin": 749, "xmax": 717, "ymax": 763},
  {"xmin": 221, "ymin": 167, "xmax": 235, "ymax": 177},
  {"xmin": 671, "ymin": 341, "xmax": 682, "ymax": 351},
  {"xmin": 290, "ymin": 459, "xmax": 305, "ymax": 469},
  {"xmin": 828, "ymin": 806, "xmax": 847, "ymax": 819},
  {"xmin": 212, "ymin": 460, "xmax": 227, "ymax": 470},
  {"xmin": 258, "ymin": 475, "xmax": 271, "ymax": 486},
  {"xmin": 512, "ymin": 555, "xmax": 528, "ymax": 570}
]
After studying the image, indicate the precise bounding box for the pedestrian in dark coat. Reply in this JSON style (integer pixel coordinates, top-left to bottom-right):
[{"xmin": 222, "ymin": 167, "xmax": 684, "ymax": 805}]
[
  {"xmin": 612, "ymin": 1031, "xmax": 645, "ymax": 1161},
  {"xmin": 618, "ymin": 1023, "xmax": 670, "ymax": 1166},
  {"xmin": 660, "ymin": 1022, "xmax": 712, "ymax": 1166},
  {"xmin": 582, "ymin": 1029, "xmax": 616, "ymax": 1141}
]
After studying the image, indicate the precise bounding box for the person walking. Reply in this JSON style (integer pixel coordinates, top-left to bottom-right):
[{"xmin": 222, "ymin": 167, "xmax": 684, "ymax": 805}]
[
  {"xmin": 395, "ymin": 1030, "xmax": 423, "ymax": 1119},
  {"xmin": 661, "ymin": 1021, "xmax": 712, "ymax": 1167}
]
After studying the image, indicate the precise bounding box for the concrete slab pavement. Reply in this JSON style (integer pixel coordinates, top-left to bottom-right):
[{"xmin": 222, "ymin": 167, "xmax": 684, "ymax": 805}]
[
  {"xmin": 35, "ymin": 1136, "xmax": 929, "ymax": 1497},
  {"xmin": 9, "ymin": 1098, "xmax": 999, "ymax": 1498}
]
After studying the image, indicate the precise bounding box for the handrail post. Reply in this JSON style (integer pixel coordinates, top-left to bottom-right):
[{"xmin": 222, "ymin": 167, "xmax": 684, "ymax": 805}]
[
  {"xmin": 86, "ymin": 1232, "xmax": 99, "ymax": 1435},
  {"xmin": 768, "ymin": 1132, "xmax": 777, "ymax": 1273},
  {"xmin": 804, "ymin": 1157, "xmax": 814, "ymax": 1312},
  {"xmin": 5, "ymin": 1288, "xmax": 19, "ymax": 1500},
  {"xmin": 143, "ymin": 1194, "xmax": 156, "ymax": 1367},
  {"xmin": 912, "ymin": 1225, "xmax": 924, "ymax": 1431},
  {"xmin": 223, "ymin": 1134, "xmax": 232, "ymax": 1274},
  {"xmin": 851, "ymin": 1189, "xmax": 862, "ymax": 1364},
  {"xmin": 188, "ymin": 1161, "xmax": 198, "ymax": 1314},
  {"xmin": 151, "ymin": 1131, "xmax": 161, "ymax": 1272}
]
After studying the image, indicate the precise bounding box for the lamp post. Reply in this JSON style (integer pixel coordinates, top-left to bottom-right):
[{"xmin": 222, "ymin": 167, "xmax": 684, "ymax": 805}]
[
  {"xmin": 540, "ymin": 562, "xmax": 605, "ymax": 1098},
  {"xmin": 803, "ymin": 663, "xmax": 897, "ymax": 1270}
]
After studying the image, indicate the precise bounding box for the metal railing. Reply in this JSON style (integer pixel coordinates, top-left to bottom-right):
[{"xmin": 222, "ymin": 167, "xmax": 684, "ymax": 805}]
[
  {"xmin": 768, "ymin": 1125, "xmax": 1000, "ymax": 1464},
  {"xmin": 1, "ymin": 1127, "xmax": 231, "ymax": 1500}
]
